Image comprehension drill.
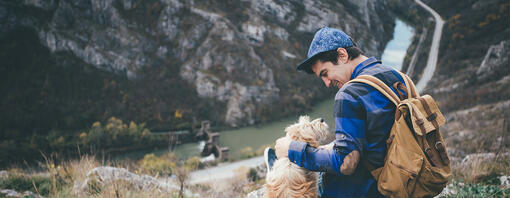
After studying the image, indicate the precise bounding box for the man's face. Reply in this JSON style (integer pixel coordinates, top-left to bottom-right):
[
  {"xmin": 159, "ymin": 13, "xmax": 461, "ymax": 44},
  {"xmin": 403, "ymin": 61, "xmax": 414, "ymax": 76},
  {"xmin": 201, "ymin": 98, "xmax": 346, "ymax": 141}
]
[{"xmin": 311, "ymin": 60, "xmax": 352, "ymax": 89}]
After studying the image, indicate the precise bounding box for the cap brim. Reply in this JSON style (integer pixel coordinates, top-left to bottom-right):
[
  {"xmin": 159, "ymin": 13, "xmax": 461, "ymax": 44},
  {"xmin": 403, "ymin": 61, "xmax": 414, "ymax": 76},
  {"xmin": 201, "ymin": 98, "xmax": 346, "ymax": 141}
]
[{"xmin": 296, "ymin": 56, "xmax": 316, "ymax": 74}]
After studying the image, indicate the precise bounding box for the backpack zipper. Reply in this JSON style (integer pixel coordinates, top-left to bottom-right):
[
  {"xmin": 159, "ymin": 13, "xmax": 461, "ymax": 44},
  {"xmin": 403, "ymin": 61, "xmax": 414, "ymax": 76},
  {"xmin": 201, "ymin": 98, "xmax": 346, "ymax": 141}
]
[{"xmin": 390, "ymin": 160, "xmax": 418, "ymax": 178}]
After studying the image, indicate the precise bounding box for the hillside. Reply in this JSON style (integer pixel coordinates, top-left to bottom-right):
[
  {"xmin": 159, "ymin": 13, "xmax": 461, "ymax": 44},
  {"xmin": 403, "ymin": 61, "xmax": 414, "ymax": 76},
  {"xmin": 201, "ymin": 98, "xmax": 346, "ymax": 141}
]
[{"xmin": 420, "ymin": 0, "xmax": 510, "ymax": 159}]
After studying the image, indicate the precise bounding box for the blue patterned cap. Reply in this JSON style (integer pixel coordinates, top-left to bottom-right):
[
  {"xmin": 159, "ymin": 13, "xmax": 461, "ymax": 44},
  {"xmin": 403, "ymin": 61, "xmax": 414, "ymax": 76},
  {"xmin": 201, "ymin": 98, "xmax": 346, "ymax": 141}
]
[{"xmin": 296, "ymin": 27, "xmax": 354, "ymax": 74}]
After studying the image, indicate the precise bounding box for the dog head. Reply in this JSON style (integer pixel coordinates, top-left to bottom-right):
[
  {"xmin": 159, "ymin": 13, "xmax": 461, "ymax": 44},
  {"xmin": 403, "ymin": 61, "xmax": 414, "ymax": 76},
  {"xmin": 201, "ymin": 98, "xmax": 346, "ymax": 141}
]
[
  {"xmin": 284, "ymin": 115, "xmax": 329, "ymax": 147},
  {"xmin": 265, "ymin": 116, "xmax": 328, "ymax": 198}
]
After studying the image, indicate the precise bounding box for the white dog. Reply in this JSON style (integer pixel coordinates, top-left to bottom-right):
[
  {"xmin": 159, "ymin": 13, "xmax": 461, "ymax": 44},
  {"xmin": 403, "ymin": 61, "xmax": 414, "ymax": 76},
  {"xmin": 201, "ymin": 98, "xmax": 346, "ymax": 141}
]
[{"xmin": 265, "ymin": 116, "xmax": 329, "ymax": 198}]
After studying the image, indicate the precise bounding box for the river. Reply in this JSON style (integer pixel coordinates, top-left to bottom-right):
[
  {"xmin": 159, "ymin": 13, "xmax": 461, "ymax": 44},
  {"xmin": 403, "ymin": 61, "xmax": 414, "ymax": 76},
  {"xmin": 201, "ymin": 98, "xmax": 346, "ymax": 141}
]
[
  {"xmin": 166, "ymin": 19, "xmax": 415, "ymax": 162},
  {"xmin": 172, "ymin": 96, "xmax": 336, "ymax": 160},
  {"xmin": 382, "ymin": 19, "xmax": 415, "ymax": 71}
]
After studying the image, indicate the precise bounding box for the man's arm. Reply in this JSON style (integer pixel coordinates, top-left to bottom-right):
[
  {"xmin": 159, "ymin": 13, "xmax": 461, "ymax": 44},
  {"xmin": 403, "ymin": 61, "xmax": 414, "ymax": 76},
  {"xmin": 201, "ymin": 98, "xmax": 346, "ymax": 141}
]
[{"xmin": 279, "ymin": 91, "xmax": 366, "ymax": 175}]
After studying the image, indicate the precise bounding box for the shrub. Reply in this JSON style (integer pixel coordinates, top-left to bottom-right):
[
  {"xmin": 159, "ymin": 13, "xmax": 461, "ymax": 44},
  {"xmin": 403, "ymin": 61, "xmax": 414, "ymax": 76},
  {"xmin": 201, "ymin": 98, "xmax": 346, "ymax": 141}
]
[
  {"xmin": 256, "ymin": 144, "xmax": 273, "ymax": 156},
  {"xmin": 240, "ymin": 147, "xmax": 255, "ymax": 159},
  {"xmin": 138, "ymin": 153, "xmax": 176, "ymax": 176},
  {"xmin": 247, "ymin": 168, "xmax": 259, "ymax": 182},
  {"xmin": 184, "ymin": 157, "xmax": 202, "ymax": 170},
  {"xmin": 81, "ymin": 117, "xmax": 156, "ymax": 150},
  {"xmin": 0, "ymin": 172, "xmax": 52, "ymax": 196}
]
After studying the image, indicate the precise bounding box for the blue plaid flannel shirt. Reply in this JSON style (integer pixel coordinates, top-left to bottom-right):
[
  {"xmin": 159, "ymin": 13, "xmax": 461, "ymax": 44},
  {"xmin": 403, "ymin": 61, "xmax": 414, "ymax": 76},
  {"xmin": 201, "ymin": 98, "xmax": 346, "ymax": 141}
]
[{"xmin": 288, "ymin": 57, "xmax": 407, "ymax": 197}]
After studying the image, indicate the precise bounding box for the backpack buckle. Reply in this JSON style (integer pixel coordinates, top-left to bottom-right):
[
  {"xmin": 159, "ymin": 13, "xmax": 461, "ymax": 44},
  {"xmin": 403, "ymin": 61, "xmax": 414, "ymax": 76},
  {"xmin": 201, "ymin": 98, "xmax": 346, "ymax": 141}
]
[
  {"xmin": 416, "ymin": 118, "xmax": 424, "ymax": 126},
  {"xmin": 435, "ymin": 142, "xmax": 443, "ymax": 150},
  {"xmin": 427, "ymin": 113, "xmax": 437, "ymax": 121}
]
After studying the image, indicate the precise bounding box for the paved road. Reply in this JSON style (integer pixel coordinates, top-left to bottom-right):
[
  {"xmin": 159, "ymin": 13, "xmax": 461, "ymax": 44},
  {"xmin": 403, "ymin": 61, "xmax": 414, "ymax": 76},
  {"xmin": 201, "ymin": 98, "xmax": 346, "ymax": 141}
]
[
  {"xmin": 406, "ymin": 28, "xmax": 427, "ymax": 77},
  {"xmin": 188, "ymin": 156, "xmax": 264, "ymax": 184},
  {"xmin": 414, "ymin": 0, "xmax": 444, "ymax": 92}
]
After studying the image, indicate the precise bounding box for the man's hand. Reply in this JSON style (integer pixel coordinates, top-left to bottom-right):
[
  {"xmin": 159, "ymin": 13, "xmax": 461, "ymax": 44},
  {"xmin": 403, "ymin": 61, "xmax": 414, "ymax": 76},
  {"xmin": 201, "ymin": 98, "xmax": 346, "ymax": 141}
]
[{"xmin": 275, "ymin": 136, "xmax": 292, "ymax": 159}]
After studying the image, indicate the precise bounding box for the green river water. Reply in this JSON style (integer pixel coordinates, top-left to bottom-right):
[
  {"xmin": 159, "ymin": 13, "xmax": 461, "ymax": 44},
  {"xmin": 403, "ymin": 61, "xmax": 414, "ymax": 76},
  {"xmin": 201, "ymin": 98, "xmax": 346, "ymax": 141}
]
[{"xmin": 172, "ymin": 97, "xmax": 336, "ymax": 159}]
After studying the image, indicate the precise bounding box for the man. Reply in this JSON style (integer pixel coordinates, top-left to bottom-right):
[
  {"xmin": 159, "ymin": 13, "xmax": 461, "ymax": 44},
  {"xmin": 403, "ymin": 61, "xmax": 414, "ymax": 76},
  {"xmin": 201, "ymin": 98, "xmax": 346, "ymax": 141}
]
[{"xmin": 273, "ymin": 27, "xmax": 408, "ymax": 197}]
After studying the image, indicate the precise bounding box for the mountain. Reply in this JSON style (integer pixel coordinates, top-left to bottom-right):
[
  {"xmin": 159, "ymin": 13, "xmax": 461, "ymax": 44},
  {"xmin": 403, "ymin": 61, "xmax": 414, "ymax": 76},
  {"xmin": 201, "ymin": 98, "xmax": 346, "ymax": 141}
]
[{"xmin": 0, "ymin": 0, "xmax": 395, "ymax": 136}]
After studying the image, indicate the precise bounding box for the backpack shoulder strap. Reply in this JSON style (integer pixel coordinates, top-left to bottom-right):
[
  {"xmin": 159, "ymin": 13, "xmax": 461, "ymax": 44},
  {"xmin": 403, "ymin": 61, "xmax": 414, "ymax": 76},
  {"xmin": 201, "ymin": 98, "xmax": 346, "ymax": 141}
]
[
  {"xmin": 395, "ymin": 71, "xmax": 420, "ymax": 98},
  {"xmin": 347, "ymin": 75, "xmax": 400, "ymax": 106},
  {"xmin": 347, "ymin": 74, "xmax": 403, "ymax": 180}
]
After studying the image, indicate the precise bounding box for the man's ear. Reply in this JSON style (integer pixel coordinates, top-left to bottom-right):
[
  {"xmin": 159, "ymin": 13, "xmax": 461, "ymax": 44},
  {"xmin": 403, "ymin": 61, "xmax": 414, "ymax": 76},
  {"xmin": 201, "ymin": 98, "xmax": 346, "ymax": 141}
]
[{"xmin": 336, "ymin": 48, "xmax": 349, "ymax": 64}]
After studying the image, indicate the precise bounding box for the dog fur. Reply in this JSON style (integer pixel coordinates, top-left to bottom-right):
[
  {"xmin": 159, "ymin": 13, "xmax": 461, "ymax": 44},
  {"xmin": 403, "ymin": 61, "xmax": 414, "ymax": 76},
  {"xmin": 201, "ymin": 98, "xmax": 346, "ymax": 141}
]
[{"xmin": 265, "ymin": 116, "xmax": 329, "ymax": 198}]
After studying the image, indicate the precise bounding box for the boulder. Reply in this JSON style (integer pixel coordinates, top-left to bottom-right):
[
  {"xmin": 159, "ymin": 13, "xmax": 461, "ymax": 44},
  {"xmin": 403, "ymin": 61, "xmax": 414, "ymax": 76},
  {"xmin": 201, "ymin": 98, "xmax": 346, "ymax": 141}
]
[
  {"xmin": 72, "ymin": 166, "xmax": 168, "ymax": 195},
  {"xmin": 499, "ymin": 175, "xmax": 510, "ymax": 187},
  {"xmin": 458, "ymin": 153, "xmax": 496, "ymax": 168},
  {"xmin": 0, "ymin": 189, "xmax": 43, "ymax": 198},
  {"xmin": 476, "ymin": 40, "xmax": 510, "ymax": 82}
]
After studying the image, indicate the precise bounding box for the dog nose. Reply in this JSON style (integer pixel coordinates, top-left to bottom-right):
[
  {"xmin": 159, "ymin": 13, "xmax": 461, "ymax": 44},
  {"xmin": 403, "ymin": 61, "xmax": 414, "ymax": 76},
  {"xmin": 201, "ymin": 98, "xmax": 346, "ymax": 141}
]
[{"xmin": 320, "ymin": 118, "xmax": 324, "ymax": 123}]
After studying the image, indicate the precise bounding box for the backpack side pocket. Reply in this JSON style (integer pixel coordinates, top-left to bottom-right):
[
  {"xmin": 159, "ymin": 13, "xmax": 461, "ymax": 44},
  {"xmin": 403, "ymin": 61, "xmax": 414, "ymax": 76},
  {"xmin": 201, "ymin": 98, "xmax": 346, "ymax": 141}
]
[{"xmin": 378, "ymin": 143, "xmax": 424, "ymax": 198}]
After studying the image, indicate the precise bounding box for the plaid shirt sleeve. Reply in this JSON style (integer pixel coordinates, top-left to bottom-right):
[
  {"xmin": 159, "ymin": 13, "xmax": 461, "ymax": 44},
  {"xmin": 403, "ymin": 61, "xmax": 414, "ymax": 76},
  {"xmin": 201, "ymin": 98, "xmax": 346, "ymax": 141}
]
[{"xmin": 288, "ymin": 88, "xmax": 366, "ymax": 175}]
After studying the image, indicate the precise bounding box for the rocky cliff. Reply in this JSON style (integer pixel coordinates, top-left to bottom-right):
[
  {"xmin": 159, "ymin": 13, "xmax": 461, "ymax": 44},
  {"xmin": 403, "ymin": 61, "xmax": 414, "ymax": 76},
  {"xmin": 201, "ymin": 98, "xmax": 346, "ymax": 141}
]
[{"xmin": 0, "ymin": 0, "xmax": 395, "ymax": 132}]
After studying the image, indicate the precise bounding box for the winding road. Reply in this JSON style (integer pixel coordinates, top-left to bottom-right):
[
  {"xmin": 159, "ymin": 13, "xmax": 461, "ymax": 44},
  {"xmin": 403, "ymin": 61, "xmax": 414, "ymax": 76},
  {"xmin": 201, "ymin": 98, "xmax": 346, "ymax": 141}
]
[
  {"xmin": 188, "ymin": 156, "xmax": 263, "ymax": 184},
  {"xmin": 414, "ymin": 0, "xmax": 444, "ymax": 92}
]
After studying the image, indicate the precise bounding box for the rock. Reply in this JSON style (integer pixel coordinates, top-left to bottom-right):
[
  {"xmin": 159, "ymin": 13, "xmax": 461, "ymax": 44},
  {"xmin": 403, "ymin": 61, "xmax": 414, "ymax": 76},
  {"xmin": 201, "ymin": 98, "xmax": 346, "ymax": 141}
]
[
  {"xmin": 459, "ymin": 153, "xmax": 496, "ymax": 167},
  {"xmin": 251, "ymin": 0, "xmax": 296, "ymax": 26},
  {"xmin": 499, "ymin": 175, "xmax": 510, "ymax": 187},
  {"xmin": 0, "ymin": 189, "xmax": 19, "ymax": 197},
  {"xmin": 250, "ymin": 163, "xmax": 267, "ymax": 181},
  {"xmin": 72, "ymin": 166, "xmax": 168, "ymax": 195},
  {"xmin": 21, "ymin": 191, "xmax": 43, "ymax": 198},
  {"xmin": 434, "ymin": 182, "xmax": 462, "ymax": 197},
  {"xmin": 477, "ymin": 40, "xmax": 510, "ymax": 81},
  {"xmin": 22, "ymin": 0, "xmax": 57, "ymax": 10},
  {"xmin": 0, "ymin": 189, "xmax": 44, "ymax": 198},
  {"xmin": 246, "ymin": 187, "xmax": 266, "ymax": 198},
  {"xmin": 456, "ymin": 152, "xmax": 510, "ymax": 169}
]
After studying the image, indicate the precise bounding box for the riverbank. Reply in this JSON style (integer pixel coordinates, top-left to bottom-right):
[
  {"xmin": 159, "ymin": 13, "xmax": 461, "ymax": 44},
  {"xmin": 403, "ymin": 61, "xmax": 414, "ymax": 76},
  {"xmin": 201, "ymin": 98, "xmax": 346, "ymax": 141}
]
[{"xmin": 169, "ymin": 96, "xmax": 337, "ymax": 161}]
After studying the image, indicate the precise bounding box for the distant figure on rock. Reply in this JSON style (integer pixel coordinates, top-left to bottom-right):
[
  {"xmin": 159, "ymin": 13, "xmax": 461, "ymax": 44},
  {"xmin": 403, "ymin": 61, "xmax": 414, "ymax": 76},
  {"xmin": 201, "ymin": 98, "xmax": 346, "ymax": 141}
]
[{"xmin": 273, "ymin": 27, "xmax": 449, "ymax": 197}]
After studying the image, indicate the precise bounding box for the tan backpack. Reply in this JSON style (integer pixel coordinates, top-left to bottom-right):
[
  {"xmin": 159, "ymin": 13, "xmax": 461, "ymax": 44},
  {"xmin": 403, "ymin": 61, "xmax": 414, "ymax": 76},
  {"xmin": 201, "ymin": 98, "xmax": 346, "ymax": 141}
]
[{"xmin": 347, "ymin": 71, "xmax": 451, "ymax": 198}]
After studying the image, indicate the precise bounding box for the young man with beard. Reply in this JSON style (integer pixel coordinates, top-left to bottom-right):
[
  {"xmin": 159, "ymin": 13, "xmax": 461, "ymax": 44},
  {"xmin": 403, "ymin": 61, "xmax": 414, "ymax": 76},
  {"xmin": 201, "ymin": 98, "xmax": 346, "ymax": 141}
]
[{"xmin": 273, "ymin": 27, "xmax": 409, "ymax": 197}]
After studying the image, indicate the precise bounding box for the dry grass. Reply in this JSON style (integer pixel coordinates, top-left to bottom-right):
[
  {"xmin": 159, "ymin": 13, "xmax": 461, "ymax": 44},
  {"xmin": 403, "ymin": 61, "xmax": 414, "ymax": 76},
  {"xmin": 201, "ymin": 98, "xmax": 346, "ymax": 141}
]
[
  {"xmin": 4, "ymin": 150, "xmax": 509, "ymax": 197},
  {"xmin": 452, "ymin": 154, "xmax": 510, "ymax": 184},
  {"xmin": 2, "ymin": 154, "xmax": 184, "ymax": 198},
  {"xmin": 16, "ymin": 153, "xmax": 264, "ymax": 198}
]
